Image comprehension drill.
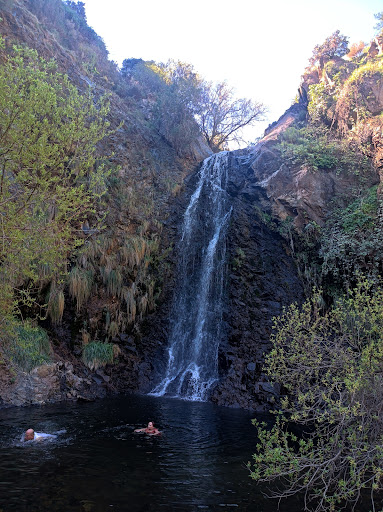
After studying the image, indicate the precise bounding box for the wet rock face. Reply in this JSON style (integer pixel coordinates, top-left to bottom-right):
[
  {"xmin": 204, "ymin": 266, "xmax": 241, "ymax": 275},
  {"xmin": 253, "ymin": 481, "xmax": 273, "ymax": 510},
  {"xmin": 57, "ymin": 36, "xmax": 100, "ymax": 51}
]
[{"xmin": 211, "ymin": 153, "xmax": 305, "ymax": 410}]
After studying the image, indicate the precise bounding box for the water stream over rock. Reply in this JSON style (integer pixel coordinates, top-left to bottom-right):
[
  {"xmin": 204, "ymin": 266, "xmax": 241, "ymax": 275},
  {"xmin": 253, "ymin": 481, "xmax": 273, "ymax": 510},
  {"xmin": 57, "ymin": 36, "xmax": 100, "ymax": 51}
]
[{"xmin": 151, "ymin": 152, "xmax": 232, "ymax": 400}]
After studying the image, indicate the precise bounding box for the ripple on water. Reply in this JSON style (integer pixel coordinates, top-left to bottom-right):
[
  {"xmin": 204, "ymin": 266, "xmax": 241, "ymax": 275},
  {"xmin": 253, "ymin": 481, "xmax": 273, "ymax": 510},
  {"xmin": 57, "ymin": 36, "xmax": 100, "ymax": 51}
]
[{"xmin": 0, "ymin": 394, "xmax": 307, "ymax": 512}]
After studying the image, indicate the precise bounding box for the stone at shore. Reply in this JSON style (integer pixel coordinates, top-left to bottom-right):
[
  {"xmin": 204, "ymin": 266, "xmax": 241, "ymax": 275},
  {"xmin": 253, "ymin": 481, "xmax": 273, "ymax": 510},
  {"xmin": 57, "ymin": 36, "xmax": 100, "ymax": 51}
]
[{"xmin": 0, "ymin": 361, "xmax": 107, "ymax": 407}]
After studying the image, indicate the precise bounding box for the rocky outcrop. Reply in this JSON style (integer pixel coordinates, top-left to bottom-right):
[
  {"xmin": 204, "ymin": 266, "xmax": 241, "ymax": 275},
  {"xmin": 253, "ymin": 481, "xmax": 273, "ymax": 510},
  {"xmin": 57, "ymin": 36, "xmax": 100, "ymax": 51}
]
[
  {"xmin": 0, "ymin": 361, "xmax": 109, "ymax": 407},
  {"xmin": 245, "ymin": 103, "xmax": 379, "ymax": 229}
]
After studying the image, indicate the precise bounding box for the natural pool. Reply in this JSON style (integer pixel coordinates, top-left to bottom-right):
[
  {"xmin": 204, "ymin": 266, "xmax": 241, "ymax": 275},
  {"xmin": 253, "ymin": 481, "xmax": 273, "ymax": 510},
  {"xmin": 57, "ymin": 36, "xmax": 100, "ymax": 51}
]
[{"xmin": 0, "ymin": 394, "xmax": 303, "ymax": 512}]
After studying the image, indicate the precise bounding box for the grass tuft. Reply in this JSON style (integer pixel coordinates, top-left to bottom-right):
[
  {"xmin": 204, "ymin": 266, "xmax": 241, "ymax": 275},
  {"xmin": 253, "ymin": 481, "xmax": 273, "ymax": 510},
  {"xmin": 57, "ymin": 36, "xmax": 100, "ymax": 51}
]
[{"xmin": 82, "ymin": 341, "xmax": 114, "ymax": 371}]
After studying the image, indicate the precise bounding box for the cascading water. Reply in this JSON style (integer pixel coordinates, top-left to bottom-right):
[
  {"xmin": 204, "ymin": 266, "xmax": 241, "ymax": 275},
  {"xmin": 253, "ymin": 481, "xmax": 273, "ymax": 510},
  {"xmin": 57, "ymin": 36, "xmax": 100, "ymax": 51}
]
[{"xmin": 150, "ymin": 151, "xmax": 232, "ymax": 401}]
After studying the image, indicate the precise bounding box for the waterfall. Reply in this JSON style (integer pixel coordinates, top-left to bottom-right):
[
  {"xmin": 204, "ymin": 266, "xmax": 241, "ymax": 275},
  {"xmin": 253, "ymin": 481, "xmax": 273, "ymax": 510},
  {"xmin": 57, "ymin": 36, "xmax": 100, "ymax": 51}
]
[{"xmin": 150, "ymin": 151, "xmax": 232, "ymax": 401}]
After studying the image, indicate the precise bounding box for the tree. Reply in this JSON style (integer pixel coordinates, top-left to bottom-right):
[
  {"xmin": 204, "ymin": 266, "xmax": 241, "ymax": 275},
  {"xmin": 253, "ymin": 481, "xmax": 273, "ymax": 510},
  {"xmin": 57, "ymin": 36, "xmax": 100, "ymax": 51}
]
[
  {"xmin": 197, "ymin": 81, "xmax": 266, "ymax": 151},
  {"xmin": 309, "ymin": 30, "xmax": 349, "ymax": 67},
  {"xmin": 160, "ymin": 60, "xmax": 203, "ymax": 114},
  {"xmin": 121, "ymin": 58, "xmax": 145, "ymax": 78},
  {"xmin": 0, "ymin": 39, "xmax": 111, "ymax": 330},
  {"xmin": 121, "ymin": 59, "xmax": 203, "ymax": 154},
  {"xmin": 155, "ymin": 60, "xmax": 203, "ymax": 152},
  {"xmin": 64, "ymin": 1, "xmax": 86, "ymax": 21},
  {"xmin": 249, "ymin": 280, "xmax": 383, "ymax": 512},
  {"xmin": 121, "ymin": 58, "xmax": 266, "ymax": 153},
  {"xmin": 374, "ymin": 12, "xmax": 383, "ymax": 35}
]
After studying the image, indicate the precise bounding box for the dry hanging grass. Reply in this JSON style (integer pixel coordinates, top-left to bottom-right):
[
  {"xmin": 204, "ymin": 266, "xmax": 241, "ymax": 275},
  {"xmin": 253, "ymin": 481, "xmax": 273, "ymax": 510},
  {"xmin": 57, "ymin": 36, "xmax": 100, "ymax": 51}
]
[{"xmin": 69, "ymin": 266, "xmax": 94, "ymax": 312}]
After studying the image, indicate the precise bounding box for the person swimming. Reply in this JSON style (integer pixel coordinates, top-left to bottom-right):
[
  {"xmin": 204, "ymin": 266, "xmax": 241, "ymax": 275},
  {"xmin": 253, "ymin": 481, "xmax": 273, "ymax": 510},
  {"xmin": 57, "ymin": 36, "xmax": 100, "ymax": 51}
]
[
  {"xmin": 23, "ymin": 429, "xmax": 57, "ymax": 442},
  {"xmin": 134, "ymin": 422, "xmax": 161, "ymax": 435}
]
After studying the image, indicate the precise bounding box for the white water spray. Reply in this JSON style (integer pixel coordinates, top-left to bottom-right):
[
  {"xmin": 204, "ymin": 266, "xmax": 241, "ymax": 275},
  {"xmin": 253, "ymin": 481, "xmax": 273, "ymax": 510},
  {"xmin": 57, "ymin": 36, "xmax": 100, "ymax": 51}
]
[{"xmin": 150, "ymin": 152, "xmax": 232, "ymax": 401}]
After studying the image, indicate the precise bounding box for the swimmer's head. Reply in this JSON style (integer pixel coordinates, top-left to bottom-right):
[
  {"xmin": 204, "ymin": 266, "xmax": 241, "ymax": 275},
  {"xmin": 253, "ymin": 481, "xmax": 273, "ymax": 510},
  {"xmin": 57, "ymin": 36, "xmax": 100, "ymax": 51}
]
[
  {"xmin": 147, "ymin": 422, "xmax": 154, "ymax": 428},
  {"xmin": 24, "ymin": 429, "xmax": 34, "ymax": 441}
]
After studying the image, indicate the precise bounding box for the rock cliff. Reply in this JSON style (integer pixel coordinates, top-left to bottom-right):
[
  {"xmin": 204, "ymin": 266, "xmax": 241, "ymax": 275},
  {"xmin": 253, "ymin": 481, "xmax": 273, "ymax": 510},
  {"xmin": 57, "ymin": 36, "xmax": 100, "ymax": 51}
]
[{"xmin": 1, "ymin": 4, "xmax": 383, "ymax": 411}]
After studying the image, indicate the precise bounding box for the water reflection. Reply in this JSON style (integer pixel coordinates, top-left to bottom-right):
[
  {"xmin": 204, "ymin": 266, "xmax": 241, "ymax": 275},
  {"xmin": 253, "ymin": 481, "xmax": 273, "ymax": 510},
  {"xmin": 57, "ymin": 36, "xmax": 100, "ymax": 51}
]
[
  {"xmin": 0, "ymin": 395, "xmax": 303, "ymax": 512},
  {"xmin": 158, "ymin": 398, "xmax": 222, "ymax": 509}
]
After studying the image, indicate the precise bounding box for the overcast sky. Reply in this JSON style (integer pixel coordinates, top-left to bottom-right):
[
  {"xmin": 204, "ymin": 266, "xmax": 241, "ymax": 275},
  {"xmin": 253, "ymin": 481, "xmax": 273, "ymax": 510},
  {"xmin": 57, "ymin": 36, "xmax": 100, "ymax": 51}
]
[{"xmin": 81, "ymin": 0, "xmax": 382, "ymax": 144}]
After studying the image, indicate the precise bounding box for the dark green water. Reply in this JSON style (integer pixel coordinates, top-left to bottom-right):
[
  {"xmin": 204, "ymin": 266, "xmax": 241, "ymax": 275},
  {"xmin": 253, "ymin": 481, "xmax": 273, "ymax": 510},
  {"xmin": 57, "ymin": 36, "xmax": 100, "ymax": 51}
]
[{"xmin": 0, "ymin": 394, "xmax": 302, "ymax": 512}]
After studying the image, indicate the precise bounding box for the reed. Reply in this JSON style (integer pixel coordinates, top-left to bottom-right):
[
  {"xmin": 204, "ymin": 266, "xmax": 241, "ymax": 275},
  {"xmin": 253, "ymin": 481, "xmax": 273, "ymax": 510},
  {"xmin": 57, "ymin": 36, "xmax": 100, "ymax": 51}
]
[{"xmin": 106, "ymin": 269, "xmax": 123, "ymax": 297}]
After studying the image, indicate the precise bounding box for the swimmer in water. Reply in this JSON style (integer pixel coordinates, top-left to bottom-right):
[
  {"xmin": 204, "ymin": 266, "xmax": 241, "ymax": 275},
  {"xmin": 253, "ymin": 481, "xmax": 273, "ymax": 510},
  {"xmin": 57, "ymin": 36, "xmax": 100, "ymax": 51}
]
[
  {"xmin": 134, "ymin": 421, "xmax": 161, "ymax": 435},
  {"xmin": 24, "ymin": 429, "xmax": 56, "ymax": 442}
]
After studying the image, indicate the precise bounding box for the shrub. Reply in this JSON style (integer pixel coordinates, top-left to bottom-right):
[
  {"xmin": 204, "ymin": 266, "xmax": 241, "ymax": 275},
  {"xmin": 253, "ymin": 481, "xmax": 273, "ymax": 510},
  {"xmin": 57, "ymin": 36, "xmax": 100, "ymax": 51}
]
[
  {"xmin": 2, "ymin": 321, "xmax": 51, "ymax": 372},
  {"xmin": 336, "ymin": 60, "xmax": 383, "ymax": 130},
  {"xmin": 0, "ymin": 37, "xmax": 110, "ymax": 330},
  {"xmin": 280, "ymin": 126, "xmax": 370, "ymax": 173},
  {"xmin": 249, "ymin": 280, "xmax": 383, "ymax": 511},
  {"xmin": 320, "ymin": 186, "xmax": 383, "ymax": 290},
  {"xmin": 307, "ymin": 82, "xmax": 335, "ymax": 125}
]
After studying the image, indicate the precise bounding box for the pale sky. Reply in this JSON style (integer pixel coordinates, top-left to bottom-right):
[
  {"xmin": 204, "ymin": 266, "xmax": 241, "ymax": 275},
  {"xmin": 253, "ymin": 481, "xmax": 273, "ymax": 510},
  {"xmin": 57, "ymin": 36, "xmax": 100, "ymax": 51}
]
[{"xmin": 81, "ymin": 0, "xmax": 382, "ymax": 144}]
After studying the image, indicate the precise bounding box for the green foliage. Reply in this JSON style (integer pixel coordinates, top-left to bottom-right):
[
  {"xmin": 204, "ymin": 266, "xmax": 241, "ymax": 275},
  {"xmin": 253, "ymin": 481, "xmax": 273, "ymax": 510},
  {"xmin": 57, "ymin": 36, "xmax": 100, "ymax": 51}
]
[
  {"xmin": 121, "ymin": 59, "xmax": 201, "ymax": 154},
  {"xmin": 324, "ymin": 59, "xmax": 355, "ymax": 86},
  {"xmin": 374, "ymin": 11, "xmax": 383, "ymax": 35},
  {"xmin": 249, "ymin": 280, "xmax": 383, "ymax": 511},
  {"xmin": 0, "ymin": 39, "xmax": 111, "ymax": 327},
  {"xmin": 82, "ymin": 341, "xmax": 114, "ymax": 370},
  {"xmin": 346, "ymin": 60, "xmax": 383, "ymax": 89},
  {"xmin": 336, "ymin": 60, "xmax": 383, "ymax": 130},
  {"xmin": 307, "ymin": 59, "xmax": 356, "ymax": 125},
  {"xmin": 281, "ymin": 127, "xmax": 338, "ymax": 170},
  {"xmin": 2, "ymin": 321, "xmax": 51, "ymax": 372},
  {"xmin": 280, "ymin": 126, "xmax": 370, "ymax": 173},
  {"xmin": 307, "ymin": 82, "xmax": 335, "ymax": 125},
  {"xmin": 309, "ymin": 30, "xmax": 349, "ymax": 66},
  {"xmin": 320, "ymin": 187, "xmax": 383, "ymax": 289}
]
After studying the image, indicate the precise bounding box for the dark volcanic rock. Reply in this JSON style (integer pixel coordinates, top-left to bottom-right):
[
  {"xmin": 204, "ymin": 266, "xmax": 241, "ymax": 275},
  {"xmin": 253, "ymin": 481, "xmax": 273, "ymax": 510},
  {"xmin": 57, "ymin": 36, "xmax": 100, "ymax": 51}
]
[{"xmin": 210, "ymin": 152, "xmax": 305, "ymax": 410}]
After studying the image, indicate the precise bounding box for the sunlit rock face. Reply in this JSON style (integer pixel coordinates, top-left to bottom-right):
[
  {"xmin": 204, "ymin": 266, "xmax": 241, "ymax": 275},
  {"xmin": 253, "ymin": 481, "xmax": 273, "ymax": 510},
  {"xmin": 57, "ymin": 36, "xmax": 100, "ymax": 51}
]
[{"xmin": 243, "ymin": 103, "xmax": 379, "ymax": 230}]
